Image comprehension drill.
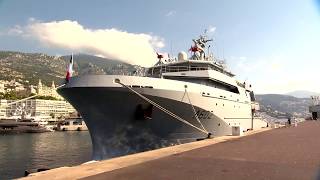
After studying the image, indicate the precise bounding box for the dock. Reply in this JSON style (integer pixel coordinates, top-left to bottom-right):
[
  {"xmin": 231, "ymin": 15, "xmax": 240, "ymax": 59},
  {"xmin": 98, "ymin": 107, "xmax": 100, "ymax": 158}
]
[{"xmin": 21, "ymin": 121, "xmax": 320, "ymax": 180}]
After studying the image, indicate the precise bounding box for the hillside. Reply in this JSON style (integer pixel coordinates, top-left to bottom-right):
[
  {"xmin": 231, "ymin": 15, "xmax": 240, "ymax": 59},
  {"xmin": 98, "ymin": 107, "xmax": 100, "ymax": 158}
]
[
  {"xmin": 62, "ymin": 54, "xmax": 137, "ymax": 76},
  {"xmin": 0, "ymin": 51, "xmax": 66, "ymax": 86},
  {"xmin": 286, "ymin": 90, "xmax": 319, "ymax": 98},
  {"xmin": 256, "ymin": 94, "xmax": 311, "ymax": 118},
  {"xmin": 0, "ymin": 51, "xmax": 137, "ymax": 86}
]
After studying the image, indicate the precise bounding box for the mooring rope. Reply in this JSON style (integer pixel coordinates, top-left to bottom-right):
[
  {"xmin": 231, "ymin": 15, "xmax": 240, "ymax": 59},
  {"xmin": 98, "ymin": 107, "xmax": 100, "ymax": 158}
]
[
  {"xmin": 115, "ymin": 79, "xmax": 209, "ymax": 135},
  {"xmin": 184, "ymin": 88, "xmax": 207, "ymax": 132}
]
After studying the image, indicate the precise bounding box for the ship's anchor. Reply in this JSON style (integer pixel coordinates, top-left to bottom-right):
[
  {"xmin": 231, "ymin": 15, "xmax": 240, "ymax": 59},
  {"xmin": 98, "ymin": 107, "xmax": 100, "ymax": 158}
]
[{"xmin": 115, "ymin": 78, "xmax": 212, "ymax": 139}]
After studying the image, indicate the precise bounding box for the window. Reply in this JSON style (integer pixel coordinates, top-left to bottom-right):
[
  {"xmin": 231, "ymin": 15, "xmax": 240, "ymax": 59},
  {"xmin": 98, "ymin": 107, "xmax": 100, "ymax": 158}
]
[{"xmin": 165, "ymin": 76, "xmax": 240, "ymax": 94}]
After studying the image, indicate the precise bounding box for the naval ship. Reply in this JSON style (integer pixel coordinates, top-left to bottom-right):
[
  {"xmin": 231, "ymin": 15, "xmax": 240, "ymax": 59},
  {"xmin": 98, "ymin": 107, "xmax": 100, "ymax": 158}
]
[{"xmin": 58, "ymin": 34, "xmax": 266, "ymax": 160}]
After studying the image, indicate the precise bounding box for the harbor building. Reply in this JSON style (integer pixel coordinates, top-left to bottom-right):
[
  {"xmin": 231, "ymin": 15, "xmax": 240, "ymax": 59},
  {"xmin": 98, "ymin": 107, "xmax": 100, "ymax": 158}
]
[
  {"xmin": 0, "ymin": 79, "xmax": 63, "ymax": 100},
  {"xmin": 37, "ymin": 80, "xmax": 63, "ymax": 100},
  {"xmin": 27, "ymin": 85, "xmax": 37, "ymax": 95},
  {"xmin": 0, "ymin": 100, "xmax": 6, "ymax": 118},
  {"xmin": 0, "ymin": 79, "xmax": 75, "ymax": 119},
  {"xmin": 1, "ymin": 99, "xmax": 76, "ymax": 118},
  {"xmin": 3, "ymin": 79, "xmax": 25, "ymax": 93}
]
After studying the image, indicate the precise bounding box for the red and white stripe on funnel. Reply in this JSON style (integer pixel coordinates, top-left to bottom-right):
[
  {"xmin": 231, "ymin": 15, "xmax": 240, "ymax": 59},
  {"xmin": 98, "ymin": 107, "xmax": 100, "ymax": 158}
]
[{"xmin": 65, "ymin": 54, "xmax": 73, "ymax": 82}]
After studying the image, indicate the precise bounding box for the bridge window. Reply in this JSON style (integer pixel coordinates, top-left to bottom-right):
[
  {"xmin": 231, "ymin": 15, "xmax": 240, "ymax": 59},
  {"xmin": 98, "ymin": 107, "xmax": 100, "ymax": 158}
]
[{"xmin": 165, "ymin": 76, "xmax": 240, "ymax": 94}]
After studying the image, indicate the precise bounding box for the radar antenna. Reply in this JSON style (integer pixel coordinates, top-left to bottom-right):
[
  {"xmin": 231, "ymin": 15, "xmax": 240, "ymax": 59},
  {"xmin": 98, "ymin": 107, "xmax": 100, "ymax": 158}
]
[{"xmin": 190, "ymin": 31, "xmax": 213, "ymax": 60}]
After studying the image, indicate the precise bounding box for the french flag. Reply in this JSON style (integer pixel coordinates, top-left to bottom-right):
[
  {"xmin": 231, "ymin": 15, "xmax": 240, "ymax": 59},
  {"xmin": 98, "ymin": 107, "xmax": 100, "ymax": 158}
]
[{"xmin": 65, "ymin": 54, "xmax": 73, "ymax": 83}]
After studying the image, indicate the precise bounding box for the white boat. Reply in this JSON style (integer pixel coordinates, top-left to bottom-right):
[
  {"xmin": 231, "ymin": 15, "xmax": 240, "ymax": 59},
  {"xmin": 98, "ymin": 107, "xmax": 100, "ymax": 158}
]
[
  {"xmin": 57, "ymin": 117, "xmax": 88, "ymax": 131},
  {"xmin": 58, "ymin": 33, "xmax": 267, "ymax": 159}
]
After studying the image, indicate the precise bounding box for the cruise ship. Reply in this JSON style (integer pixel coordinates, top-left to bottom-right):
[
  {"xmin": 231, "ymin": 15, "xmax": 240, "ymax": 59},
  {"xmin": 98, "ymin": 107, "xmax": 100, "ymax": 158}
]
[{"xmin": 57, "ymin": 34, "xmax": 266, "ymax": 160}]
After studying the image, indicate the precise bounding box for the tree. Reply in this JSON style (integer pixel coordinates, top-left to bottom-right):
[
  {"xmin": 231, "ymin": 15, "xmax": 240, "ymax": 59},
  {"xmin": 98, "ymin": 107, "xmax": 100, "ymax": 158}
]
[
  {"xmin": 50, "ymin": 113, "xmax": 55, "ymax": 118},
  {"xmin": 34, "ymin": 95, "xmax": 58, "ymax": 101},
  {"xmin": 3, "ymin": 91, "xmax": 19, "ymax": 100}
]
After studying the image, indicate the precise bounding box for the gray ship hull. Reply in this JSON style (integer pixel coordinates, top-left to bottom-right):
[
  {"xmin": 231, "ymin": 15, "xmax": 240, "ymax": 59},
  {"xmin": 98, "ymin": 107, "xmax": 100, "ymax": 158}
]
[{"xmin": 58, "ymin": 86, "xmax": 228, "ymax": 160}]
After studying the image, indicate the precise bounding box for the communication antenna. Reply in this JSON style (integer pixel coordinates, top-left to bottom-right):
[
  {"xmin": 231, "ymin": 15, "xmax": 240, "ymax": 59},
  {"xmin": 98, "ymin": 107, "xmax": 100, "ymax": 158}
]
[
  {"xmin": 216, "ymin": 46, "xmax": 219, "ymax": 59},
  {"xmin": 221, "ymin": 40, "xmax": 225, "ymax": 60},
  {"xmin": 170, "ymin": 40, "xmax": 173, "ymax": 58},
  {"xmin": 223, "ymin": 47, "xmax": 225, "ymax": 60}
]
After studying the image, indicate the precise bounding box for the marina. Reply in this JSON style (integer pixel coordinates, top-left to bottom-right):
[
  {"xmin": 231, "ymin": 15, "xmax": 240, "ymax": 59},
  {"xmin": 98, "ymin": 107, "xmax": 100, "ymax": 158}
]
[
  {"xmin": 1, "ymin": 1, "xmax": 320, "ymax": 179},
  {"xmin": 0, "ymin": 120, "xmax": 50, "ymax": 134},
  {"xmin": 0, "ymin": 94, "xmax": 82, "ymax": 134},
  {"xmin": 0, "ymin": 31, "xmax": 315, "ymax": 180},
  {"xmin": 21, "ymin": 120, "xmax": 320, "ymax": 180}
]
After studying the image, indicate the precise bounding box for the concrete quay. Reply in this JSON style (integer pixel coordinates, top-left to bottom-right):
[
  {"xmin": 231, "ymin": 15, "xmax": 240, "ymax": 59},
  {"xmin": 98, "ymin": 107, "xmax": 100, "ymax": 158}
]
[{"xmin": 21, "ymin": 121, "xmax": 320, "ymax": 180}]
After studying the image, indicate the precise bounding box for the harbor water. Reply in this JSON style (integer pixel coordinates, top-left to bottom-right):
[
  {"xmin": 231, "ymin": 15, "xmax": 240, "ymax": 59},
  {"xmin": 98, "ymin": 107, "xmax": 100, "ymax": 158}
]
[{"xmin": 0, "ymin": 131, "xmax": 92, "ymax": 180}]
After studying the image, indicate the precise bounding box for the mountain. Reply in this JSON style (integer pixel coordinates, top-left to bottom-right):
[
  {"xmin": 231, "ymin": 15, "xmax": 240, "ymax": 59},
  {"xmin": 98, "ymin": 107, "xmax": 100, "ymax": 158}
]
[
  {"xmin": 285, "ymin": 90, "xmax": 319, "ymax": 98},
  {"xmin": 0, "ymin": 51, "xmax": 66, "ymax": 86},
  {"xmin": 61, "ymin": 54, "xmax": 136, "ymax": 76},
  {"xmin": 0, "ymin": 51, "xmax": 138, "ymax": 86},
  {"xmin": 256, "ymin": 94, "xmax": 311, "ymax": 118}
]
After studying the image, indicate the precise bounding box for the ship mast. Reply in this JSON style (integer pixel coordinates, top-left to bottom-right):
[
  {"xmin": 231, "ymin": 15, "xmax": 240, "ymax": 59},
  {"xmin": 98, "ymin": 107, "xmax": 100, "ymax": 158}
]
[{"xmin": 190, "ymin": 31, "xmax": 213, "ymax": 60}]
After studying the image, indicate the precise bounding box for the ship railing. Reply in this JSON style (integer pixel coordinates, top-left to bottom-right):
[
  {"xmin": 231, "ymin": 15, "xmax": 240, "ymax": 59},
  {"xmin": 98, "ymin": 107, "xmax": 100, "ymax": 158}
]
[
  {"xmin": 161, "ymin": 65, "xmax": 209, "ymax": 73},
  {"xmin": 147, "ymin": 64, "xmax": 235, "ymax": 78},
  {"xmin": 148, "ymin": 65, "xmax": 210, "ymax": 77},
  {"xmin": 168, "ymin": 66, "xmax": 209, "ymax": 72}
]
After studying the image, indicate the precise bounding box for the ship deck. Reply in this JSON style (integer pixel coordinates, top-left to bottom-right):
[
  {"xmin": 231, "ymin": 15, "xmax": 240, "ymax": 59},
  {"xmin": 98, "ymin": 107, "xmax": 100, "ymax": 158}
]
[{"xmin": 21, "ymin": 121, "xmax": 320, "ymax": 180}]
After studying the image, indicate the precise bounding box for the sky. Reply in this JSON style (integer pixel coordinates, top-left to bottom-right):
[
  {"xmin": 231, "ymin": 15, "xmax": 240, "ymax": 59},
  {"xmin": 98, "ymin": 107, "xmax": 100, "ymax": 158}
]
[{"xmin": 0, "ymin": 0, "xmax": 320, "ymax": 94}]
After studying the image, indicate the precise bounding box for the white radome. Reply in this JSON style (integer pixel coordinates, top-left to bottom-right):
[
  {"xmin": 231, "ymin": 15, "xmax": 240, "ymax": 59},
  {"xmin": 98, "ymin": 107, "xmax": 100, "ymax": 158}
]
[{"xmin": 178, "ymin": 51, "xmax": 188, "ymax": 61}]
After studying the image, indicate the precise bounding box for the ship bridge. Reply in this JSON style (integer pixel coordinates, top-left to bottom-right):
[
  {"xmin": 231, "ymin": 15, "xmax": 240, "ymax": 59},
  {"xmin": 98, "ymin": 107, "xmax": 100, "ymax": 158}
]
[
  {"xmin": 146, "ymin": 33, "xmax": 234, "ymax": 79},
  {"xmin": 146, "ymin": 60, "xmax": 234, "ymax": 78},
  {"xmin": 144, "ymin": 33, "xmax": 242, "ymax": 95},
  {"xmin": 146, "ymin": 60, "xmax": 239, "ymax": 94}
]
